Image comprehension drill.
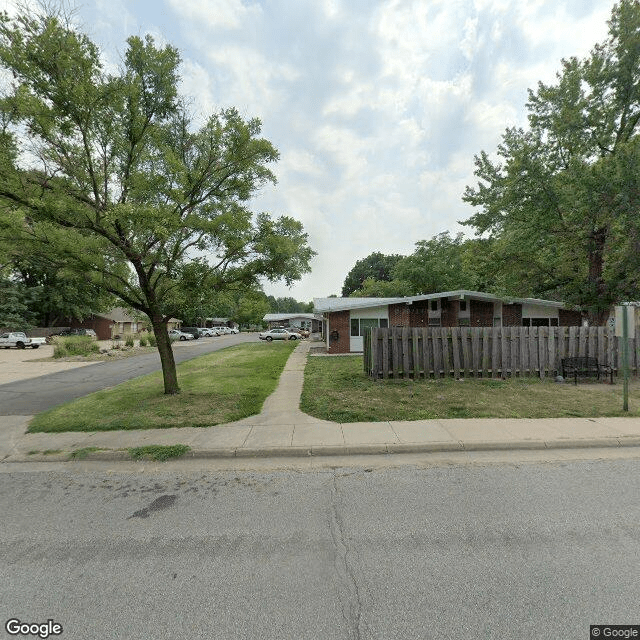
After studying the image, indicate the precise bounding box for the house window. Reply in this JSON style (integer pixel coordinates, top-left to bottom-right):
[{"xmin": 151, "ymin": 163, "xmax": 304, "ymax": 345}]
[
  {"xmin": 350, "ymin": 318, "xmax": 388, "ymax": 337},
  {"xmin": 522, "ymin": 318, "xmax": 559, "ymax": 327},
  {"xmin": 458, "ymin": 318, "xmax": 470, "ymax": 326},
  {"xmin": 428, "ymin": 317, "xmax": 441, "ymax": 327},
  {"xmin": 430, "ymin": 300, "xmax": 439, "ymax": 311},
  {"xmin": 459, "ymin": 300, "xmax": 467, "ymax": 312}
]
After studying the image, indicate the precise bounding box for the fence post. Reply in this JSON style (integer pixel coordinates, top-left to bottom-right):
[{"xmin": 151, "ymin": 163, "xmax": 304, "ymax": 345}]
[{"xmin": 364, "ymin": 327, "xmax": 372, "ymax": 375}]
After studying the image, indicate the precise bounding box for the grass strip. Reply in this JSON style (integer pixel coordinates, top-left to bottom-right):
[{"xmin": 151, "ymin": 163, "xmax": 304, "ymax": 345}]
[
  {"xmin": 29, "ymin": 342, "xmax": 296, "ymax": 433},
  {"xmin": 128, "ymin": 444, "xmax": 190, "ymax": 461},
  {"xmin": 301, "ymin": 355, "xmax": 640, "ymax": 421}
]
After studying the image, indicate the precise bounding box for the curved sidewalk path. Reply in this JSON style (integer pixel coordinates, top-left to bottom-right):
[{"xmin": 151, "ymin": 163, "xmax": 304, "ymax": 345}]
[{"xmin": 3, "ymin": 341, "xmax": 640, "ymax": 462}]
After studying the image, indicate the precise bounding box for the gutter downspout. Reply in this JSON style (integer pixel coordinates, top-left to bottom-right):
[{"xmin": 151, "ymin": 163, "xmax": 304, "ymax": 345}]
[{"xmin": 325, "ymin": 314, "xmax": 329, "ymax": 352}]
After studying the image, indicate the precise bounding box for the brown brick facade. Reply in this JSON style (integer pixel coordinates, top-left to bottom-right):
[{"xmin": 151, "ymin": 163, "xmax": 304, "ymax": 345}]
[
  {"xmin": 502, "ymin": 303, "xmax": 522, "ymax": 326},
  {"xmin": 389, "ymin": 303, "xmax": 409, "ymax": 326},
  {"xmin": 470, "ymin": 300, "xmax": 494, "ymax": 327},
  {"xmin": 69, "ymin": 316, "xmax": 113, "ymax": 340},
  {"xmin": 441, "ymin": 299, "xmax": 458, "ymax": 327},
  {"xmin": 408, "ymin": 300, "xmax": 430, "ymax": 327},
  {"xmin": 327, "ymin": 310, "xmax": 350, "ymax": 354},
  {"xmin": 559, "ymin": 309, "xmax": 582, "ymax": 326}
]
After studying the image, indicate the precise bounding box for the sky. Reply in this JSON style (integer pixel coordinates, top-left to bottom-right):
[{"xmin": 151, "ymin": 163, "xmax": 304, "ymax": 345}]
[{"xmin": 2, "ymin": 0, "xmax": 619, "ymax": 301}]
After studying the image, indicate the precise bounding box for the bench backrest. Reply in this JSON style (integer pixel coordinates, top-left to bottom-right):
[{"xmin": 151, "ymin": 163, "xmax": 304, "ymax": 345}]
[{"xmin": 561, "ymin": 357, "xmax": 598, "ymax": 366}]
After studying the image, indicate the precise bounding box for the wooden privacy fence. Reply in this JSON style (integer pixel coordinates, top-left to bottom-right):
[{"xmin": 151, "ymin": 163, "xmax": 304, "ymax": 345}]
[{"xmin": 364, "ymin": 326, "xmax": 640, "ymax": 380}]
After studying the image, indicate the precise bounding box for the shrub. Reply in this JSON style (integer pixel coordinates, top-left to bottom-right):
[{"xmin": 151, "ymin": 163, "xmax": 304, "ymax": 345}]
[
  {"xmin": 125, "ymin": 336, "xmax": 134, "ymax": 348},
  {"xmin": 139, "ymin": 336, "xmax": 148, "ymax": 347},
  {"xmin": 147, "ymin": 334, "xmax": 156, "ymax": 347},
  {"xmin": 53, "ymin": 336, "xmax": 100, "ymax": 358}
]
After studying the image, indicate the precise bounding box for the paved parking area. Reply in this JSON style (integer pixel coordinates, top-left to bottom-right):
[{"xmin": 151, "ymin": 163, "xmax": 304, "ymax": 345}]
[{"xmin": 0, "ymin": 344, "xmax": 95, "ymax": 385}]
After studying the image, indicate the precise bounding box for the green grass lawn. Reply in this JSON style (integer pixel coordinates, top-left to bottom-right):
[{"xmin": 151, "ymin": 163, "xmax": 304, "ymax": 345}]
[
  {"xmin": 300, "ymin": 355, "xmax": 640, "ymax": 422},
  {"xmin": 29, "ymin": 342, "xmax": 297, "ymax": 433}
]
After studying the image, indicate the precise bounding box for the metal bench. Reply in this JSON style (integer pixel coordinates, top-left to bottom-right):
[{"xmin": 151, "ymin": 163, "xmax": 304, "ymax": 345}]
[{"xmin": 561, "ymin": 357, "xmax": 613, "ymax": 384}]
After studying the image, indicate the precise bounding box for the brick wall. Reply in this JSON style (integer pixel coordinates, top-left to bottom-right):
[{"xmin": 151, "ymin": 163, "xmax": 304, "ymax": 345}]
[
  {"xmin": 409, "ymin": 300, "xmax": 429, "ymax": 327},
  {"xmin": 502, "ymin": 303, "xmax": 522, "ymax": 326},
  {"xmin": 389, "ymin": 303, "xmax": 409, "ymax": 326},
  {"xmin": 470, "ymin": 300, "xmax": 494, "ymax": 327},
  {"xmin": 327, "ymin": 310, "xmax": 350, "ymax": 354},
  {"xmin": 559, "ymin": 309, "xmax": 583, "ymax": 326},
  {"xmin": 441, "ymin": 299, "xmax": 458, "ymax": 327},
  {"xmin": 70, "ymin": 316, "xmax": 112, "ymax": 340}
]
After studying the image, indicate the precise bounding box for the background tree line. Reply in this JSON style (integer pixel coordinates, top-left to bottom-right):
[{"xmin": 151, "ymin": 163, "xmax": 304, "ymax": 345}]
[{"xmin": 341, "ymin": 234, "xmax": 497, "ymax": 298}]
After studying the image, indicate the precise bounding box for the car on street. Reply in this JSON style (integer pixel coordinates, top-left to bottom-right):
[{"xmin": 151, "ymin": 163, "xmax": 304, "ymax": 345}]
[
  {"xmin": 258, "ymin": 328, "xmax": 299, "ymax": 341},
  {"xmin": 168, "ymin": 329, "xmax": 194, "ymax": 341}
]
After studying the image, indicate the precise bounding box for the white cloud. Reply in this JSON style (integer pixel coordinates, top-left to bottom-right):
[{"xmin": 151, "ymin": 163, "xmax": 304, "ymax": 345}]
[
  {"xmin": 205, "ymin": 44, "xmax": 300, "ymax": 115},
  {"xmin": 19, "ymin": 0, "xmax": 621, "ymax": 301},
  {"xmin": 165, "ymin": 0, "xmax": 262, "ymax": 30}
]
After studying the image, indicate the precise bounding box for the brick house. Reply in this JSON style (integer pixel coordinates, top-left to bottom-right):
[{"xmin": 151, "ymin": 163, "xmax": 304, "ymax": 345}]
[
  {"xmin": 69, "ymin": 307, "xmax": 182, "ymax": 340},
  {"xmin": 314, "ymin": 290, "xmax": 584, "ymax": 354}
]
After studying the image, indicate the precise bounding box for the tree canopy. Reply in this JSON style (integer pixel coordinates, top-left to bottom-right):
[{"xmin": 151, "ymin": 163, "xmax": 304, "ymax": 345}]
[
  {"xmin": 462, "ymin": 0, "xmax": 640, "ymax": 322},
  {"xmin": 343, "ymin": 233, "xmax": 499, "ymax": 298},
  {"xmin": 341, "ymin": 252, "xmax": 403, "ymax": 296},
  {"xmin": 0, "ymin": 9, "xmax": 315, "ymax": 392}
]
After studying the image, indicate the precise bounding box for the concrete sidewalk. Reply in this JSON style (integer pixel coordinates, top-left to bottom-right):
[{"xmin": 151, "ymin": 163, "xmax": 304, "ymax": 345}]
[{"xmin": 3, "ymin": 340, "xmax": 640, "ymax": 463}]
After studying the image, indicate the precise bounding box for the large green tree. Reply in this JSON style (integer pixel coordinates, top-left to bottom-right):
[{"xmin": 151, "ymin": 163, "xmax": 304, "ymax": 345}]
[
  {"xmin": 346, "ymin": 233, "xmax": 498, "ymax": 298},
  {"xmin": 393, "ymin": 232, "xmax": 480, "ymax": 295},
  {"xmin": 0, "ymin": 9, "xmax": 314, "ymax": 393},
  {"xmin": 463, "ymin": 0, "xmax": 640, "ymax": 323},
  {"xmin": 341, "ymin": 251, "xmax": 403, "ymax": 296}
]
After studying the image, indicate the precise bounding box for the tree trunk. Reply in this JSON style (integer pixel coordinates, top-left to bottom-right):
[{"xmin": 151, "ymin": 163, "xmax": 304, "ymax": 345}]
[
  {"xmin": 151, "ymin": 318, "xmax": 180, "ymax": 395},
  {"xmin": 586, "ymin": 227, "xmax": 610, "ymax": 326}
]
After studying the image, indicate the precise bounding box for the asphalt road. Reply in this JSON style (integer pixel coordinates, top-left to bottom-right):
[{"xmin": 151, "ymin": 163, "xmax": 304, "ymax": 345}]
[
  {"xmin": 1, "ymin": 458, "xmax": 638, "ymax": 639},
  {"xmin": 0, "ymin": 333, "xmax": 256, "ymax": 414}
]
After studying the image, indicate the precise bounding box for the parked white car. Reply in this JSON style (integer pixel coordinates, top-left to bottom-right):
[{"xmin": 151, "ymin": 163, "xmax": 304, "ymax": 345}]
[
  {"xmin": 168, "ymin": 329, "xmax": 194, "ymax": 341},
  {"xmin": 0, "ymin": 332, "xmax": 46, "ymax": 349},
  {"xmin": 259, "ymin": 328, "xmax": 299, "ymax": 341}
]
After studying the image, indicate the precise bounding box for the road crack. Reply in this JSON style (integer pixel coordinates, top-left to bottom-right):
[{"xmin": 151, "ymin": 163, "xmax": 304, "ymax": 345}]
[{"xmin": 329, "ymin": 471, "xmax": 367, "ymax": 640}]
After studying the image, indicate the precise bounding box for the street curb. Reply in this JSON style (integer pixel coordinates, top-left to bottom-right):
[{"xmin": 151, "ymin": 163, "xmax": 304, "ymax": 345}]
[{"xmin": 6, "ymin": 437, "xmax": 640, "ymax": 463}]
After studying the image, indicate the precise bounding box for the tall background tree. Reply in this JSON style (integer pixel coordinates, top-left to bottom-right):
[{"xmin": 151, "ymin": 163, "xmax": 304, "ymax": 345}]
[
  {"xmin": 341, "ymin": 251, "xmax": 403, "ymax": 296},
  {"xmin": 463, "ymin": 0, "xmax": 640, "ymax": 323},
  {"xmin": 342, "ymin": 233, "xmax": 498, "ymax": 298},
  {"xmin": 0, "ymin": 8, "xmax": 314, "ymax": 393}
]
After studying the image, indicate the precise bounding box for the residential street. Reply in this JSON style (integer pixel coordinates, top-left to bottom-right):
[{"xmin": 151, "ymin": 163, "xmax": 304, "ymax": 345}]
[
  {"xmin": 0, "ymin": 333, "xmax": 255, "ymax": 415},
  {"xmin": 2, "ymin": 456, "xmax": 638, "ymax": 639}
]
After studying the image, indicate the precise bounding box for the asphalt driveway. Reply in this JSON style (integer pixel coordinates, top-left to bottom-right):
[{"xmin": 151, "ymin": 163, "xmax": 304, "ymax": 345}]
[{"xmin": 0, "ymin": 333, "xmax": 256, "ymax": 415}]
